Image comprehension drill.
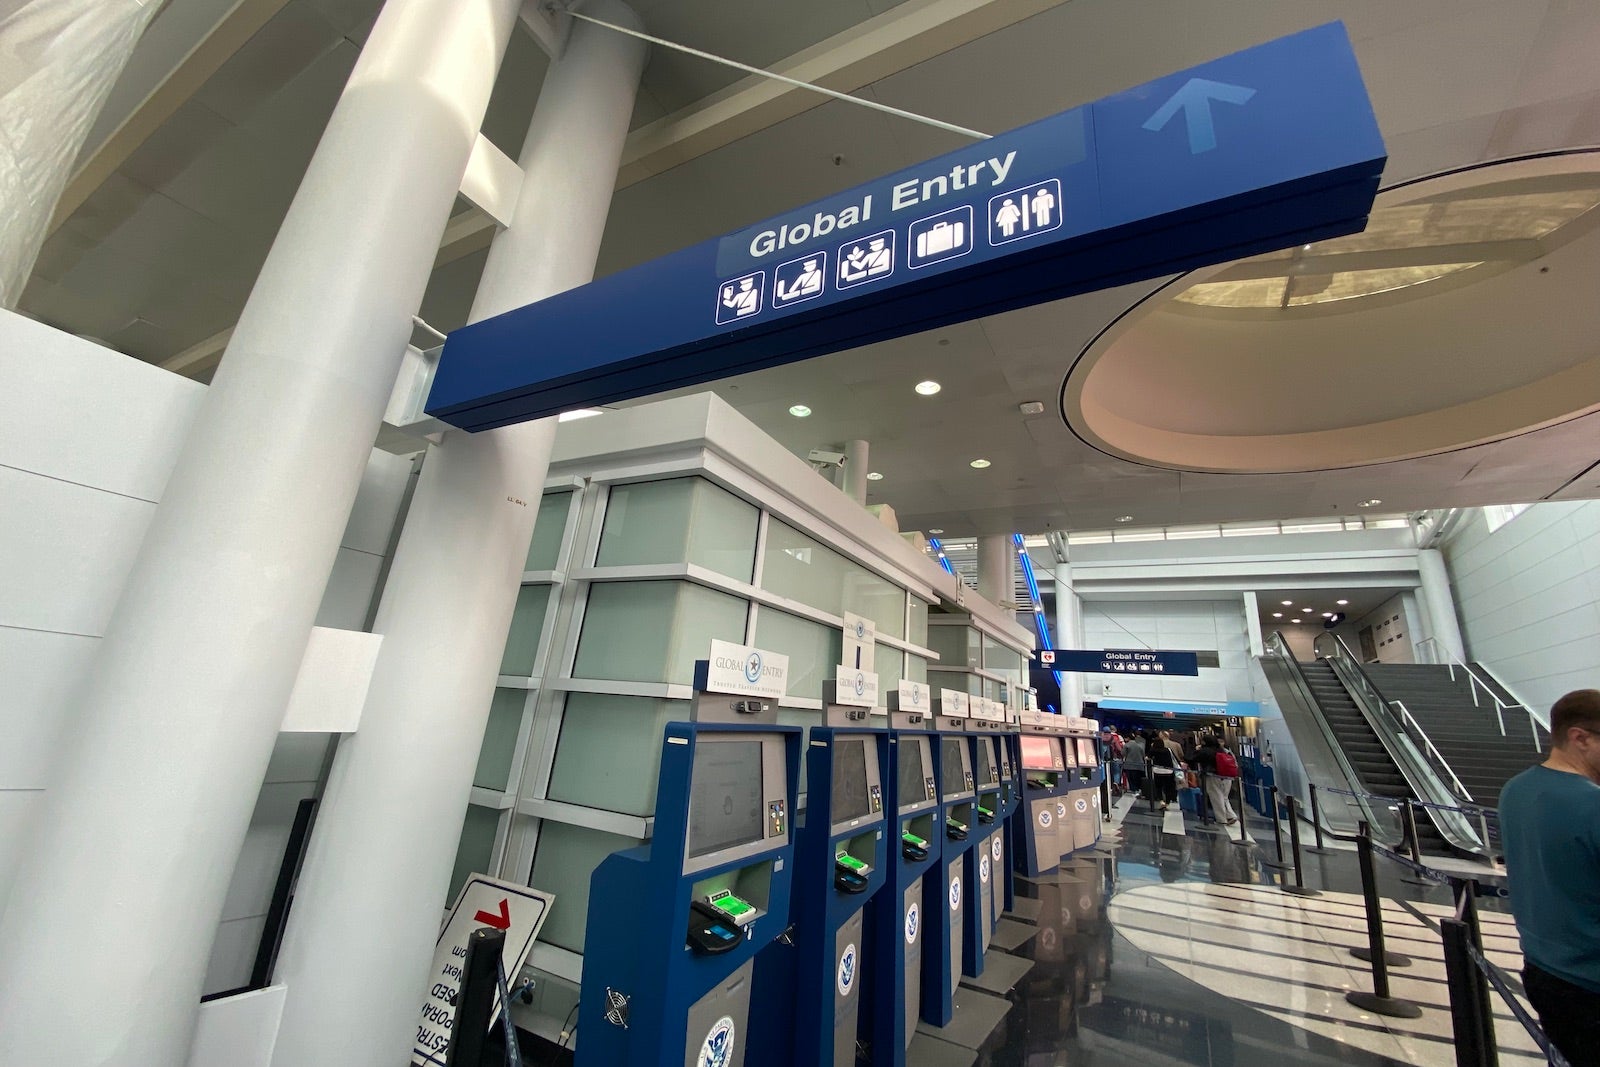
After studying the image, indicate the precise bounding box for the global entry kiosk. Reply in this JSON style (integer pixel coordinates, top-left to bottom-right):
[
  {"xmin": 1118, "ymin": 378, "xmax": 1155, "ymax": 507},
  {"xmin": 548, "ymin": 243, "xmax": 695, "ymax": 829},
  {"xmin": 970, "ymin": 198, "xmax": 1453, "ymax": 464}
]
[{"xmin": 577, "ymin": 639, "xmax": 1103, "ymax": 1067}]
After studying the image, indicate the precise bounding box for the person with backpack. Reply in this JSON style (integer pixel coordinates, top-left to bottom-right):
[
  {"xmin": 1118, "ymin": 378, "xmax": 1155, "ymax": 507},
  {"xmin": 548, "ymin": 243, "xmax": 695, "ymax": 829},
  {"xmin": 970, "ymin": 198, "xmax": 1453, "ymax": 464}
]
[{"xmin": 1196, "ymin": 734, "xmax": 1239, "ymax": 825}]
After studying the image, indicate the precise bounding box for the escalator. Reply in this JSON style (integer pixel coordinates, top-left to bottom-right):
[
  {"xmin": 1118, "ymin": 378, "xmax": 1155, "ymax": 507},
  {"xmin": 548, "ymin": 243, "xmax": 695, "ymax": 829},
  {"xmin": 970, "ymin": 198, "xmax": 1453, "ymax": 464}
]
[{"xmin": 1299, "ymin": 660, "xmax": 1446, "ymax": 855}]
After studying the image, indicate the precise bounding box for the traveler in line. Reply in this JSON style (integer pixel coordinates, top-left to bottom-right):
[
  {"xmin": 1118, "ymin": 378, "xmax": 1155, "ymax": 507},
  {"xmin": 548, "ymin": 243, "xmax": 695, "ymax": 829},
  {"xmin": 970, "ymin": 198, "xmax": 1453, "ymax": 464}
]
[
  {"xmin": 1499, "ymin": 689, "xmax": 1600, "ymax": 1067},
  {"xmin": 1149, "ymin": 730, "xmax": 1182, "ymax": 810},
  {"xmin": 1194, "ymin": 734, "xmax": 1239, "ymax": 826},
  {"xmin": 1105, "ymin": 726, "xmax": 1125, "ymax": 796},
  {"xmin": 1124, "ymin": 733, "xmax": 1147, "ymax": 799}
]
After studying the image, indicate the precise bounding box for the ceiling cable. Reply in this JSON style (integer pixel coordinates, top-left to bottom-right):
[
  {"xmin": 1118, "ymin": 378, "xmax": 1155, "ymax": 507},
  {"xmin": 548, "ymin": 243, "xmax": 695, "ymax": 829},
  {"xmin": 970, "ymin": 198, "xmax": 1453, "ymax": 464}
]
[{"xmin": 564, "ymin": 10, "xmax": 992, "ymax": 142}]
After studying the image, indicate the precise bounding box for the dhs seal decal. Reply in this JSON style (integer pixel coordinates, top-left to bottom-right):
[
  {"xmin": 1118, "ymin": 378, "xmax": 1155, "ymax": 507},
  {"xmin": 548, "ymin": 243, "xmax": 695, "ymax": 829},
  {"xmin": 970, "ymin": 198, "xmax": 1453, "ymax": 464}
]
[
  {"xmin": 743, "ymin": 651, "xmax": 763, "ymax": 684},
  {"xmin": 1038, "ymin": 808, "xmax": 1053, "ymax": 828},
  {"xmin": 949, "ymin": 877, "xmax": 962, "ymax": 910},
  {"xmin": 854, "ymin": 671, "xmax": 866, "ymax": 697},
  {"xmin": 980, "ymin": 854, "xmax": 990, "ymax": 884},
  {"xmin": 837, "ymin": 943, "xmax": 858, "ymax": 996},
  {"xmin": 991, "ymin": 836, "xmax": 1003, "ymax": 862},
  {"xmin": 1075, "ymin": 797, "xmax": 1088, "ymax": 814},
  {"xmin": 854, "ymin": 620, "xmax": 867, "ymax": 639},
  {"xmin": 905, "ymin": 903, "xmax": 920, "ymax": 944},
  {"xmin": 698, "ymin": 1016, "xmax": 736, "ymax": 1067}
]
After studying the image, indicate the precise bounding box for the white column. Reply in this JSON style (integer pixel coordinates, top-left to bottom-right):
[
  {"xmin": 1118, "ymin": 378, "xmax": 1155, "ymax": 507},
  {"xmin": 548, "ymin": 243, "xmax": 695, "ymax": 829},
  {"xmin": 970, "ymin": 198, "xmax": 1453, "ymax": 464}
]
[
  {"xmin": 1243, "ymin": 591, "xmax": 1265, "ymax": 656},
  {"xmin": 1053, "ymin": 562, "xmax": 1084, "ymax": 714},
  {"xmin": 269, "ymin": 8, "xmax": 646, "ymax": 1065},
  {"xmin": 977, "ymin": 534, "xmax": 1012, "ymax": 606},
  {"xmin": 0, "ymin": 3, "xmax": 522, "ymax": 1063},
  {"xmin": 0, "ymin": 0, "xmax": 161, "ymax": 306},
  {"xmin": 844, "ymin": 438, "xmax": 869, "ymax": 504},
  {"xmin": 1416, "ymin": 548, "xmax": 1466, "ymax": 662}
]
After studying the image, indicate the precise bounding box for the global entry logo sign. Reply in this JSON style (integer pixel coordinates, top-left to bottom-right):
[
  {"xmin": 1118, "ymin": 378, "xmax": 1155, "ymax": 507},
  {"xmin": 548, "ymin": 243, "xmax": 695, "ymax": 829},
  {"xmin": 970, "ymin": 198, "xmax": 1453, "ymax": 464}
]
[{"xmin": 744, "ymin": 651, "xmax": 763, "ymax": 684}]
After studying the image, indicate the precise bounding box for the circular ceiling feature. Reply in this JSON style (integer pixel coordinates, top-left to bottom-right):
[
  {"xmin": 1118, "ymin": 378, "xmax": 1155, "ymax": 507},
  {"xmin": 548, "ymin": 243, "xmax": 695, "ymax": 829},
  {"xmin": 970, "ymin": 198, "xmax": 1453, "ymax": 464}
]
[{"xmin": 1063, "ymin": 155, "xmax": 1600, "ymax": 473}]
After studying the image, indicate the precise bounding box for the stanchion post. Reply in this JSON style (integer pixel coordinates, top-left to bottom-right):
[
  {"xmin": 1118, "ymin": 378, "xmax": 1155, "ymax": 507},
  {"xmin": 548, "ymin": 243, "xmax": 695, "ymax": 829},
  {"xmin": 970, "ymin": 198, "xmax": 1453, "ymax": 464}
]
[
  {"xmin": 1306, "ymin": 783, "xmax": 1332, "ymax": 854},
  {"xmin": 1442, "ymin": 917, "xmax": 1496, "ymax": 1067},
  {"xmin": 1454, "ymin": 881, "xmax": 1499, "ymax": 1065},
  {"xmin": 1146, "ymin": 758, "xmax": 1156, "ymax": 814},
  {"xmin": 445, "ymin": 926, "xmax": 507, "ymax": 1067},
  {"xmin": 1281, "ymin": 795, "xmax": 1320, "ymax": 897},
  {"xmin": 1346, "ymin": 824, "xmax": 1421, "ymax": 1019},
  {"xmin": 1400, "ymin": 799, "xmax": 1432, "ymax": 886},
  {"xmin": 1101, "ymin": 770, "xmax": 1112, "ymax": 823},
  {"xmin": 1260, "ymin": 785, "xmax": 1291, "ymax": 870},
  {"xmin": 1233, "ymin": 777, "xmax": 1249, "ymax": 846}
]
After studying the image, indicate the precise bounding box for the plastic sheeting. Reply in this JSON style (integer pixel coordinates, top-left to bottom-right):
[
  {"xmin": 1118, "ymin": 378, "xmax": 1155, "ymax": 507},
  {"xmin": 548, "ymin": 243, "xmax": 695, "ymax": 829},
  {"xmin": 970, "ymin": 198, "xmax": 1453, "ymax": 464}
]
[{"xmin": 0, "ymin": 0, "xmax": 160, "ymax": 308}]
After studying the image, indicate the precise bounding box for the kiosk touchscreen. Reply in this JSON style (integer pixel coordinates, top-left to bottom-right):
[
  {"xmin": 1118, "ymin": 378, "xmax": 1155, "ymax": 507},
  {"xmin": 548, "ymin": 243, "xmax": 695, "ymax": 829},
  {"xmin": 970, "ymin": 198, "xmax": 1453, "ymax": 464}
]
[
  {"xmin": 750, "ymin": 675, "xmax": 888, "ymax": 1067},
  {"xmin": 579, "ymin": 649, "xmax": 798, "ymax": 1067},
  {"xmin": 865, "ymin": 684, "xmax": 941, "ymax": 1065}
]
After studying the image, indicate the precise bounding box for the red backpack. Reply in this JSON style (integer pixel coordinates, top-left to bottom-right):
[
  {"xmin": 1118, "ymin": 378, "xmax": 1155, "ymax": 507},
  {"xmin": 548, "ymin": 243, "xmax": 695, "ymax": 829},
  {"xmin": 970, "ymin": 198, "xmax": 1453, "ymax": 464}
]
[{"xmin": 1214, "ymin": 750, "xmax": 1239, "ymax": 778}]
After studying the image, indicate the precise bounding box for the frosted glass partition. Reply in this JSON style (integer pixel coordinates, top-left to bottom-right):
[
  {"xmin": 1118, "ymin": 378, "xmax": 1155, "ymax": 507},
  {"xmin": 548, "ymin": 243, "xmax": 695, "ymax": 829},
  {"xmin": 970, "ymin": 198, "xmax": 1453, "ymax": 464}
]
[
  {"xmin": 762, "ymin": 520, "xmax": 906, "ymax": 638},
  {"xmin": 547, "ymin": 694, "xmax": 689, "ymax": 816},
  {"xmin": 475, "ymin": 688, "xmax": 527, "ymax": 791},
  {"xmin": 526, "ymin": 491, "xmax": 573, "ymax": 571},
  {"xmin": 597, "ymin": 477, "xmax": 759, "ymax": 581},
  {"xmin": 501, "ymin": 584, "xmax": 553, "ymax": 677},
  {"xmin": 574, "ymin": 580, "xmax": 748, "ymax": 686},
  {"xmin": 908, "ymin": 597, "xmax": 930, "ymax": 647},
  {"xmin": 875, "ymin": 645, "xmax": 904, "ymax": 691},
  {"xmin": 776, "ymin": 709, "xmax": 817, "ymax": 799},
  {"xmin": 905, "ymin": 655, "xmax": 928, "ymax": 684},
  {"xmin": 753, "ymin": 608, "xmax": 840, "ymax": 701},
  {"xmin": 984, "ymin": 637, "xmax": 1026, "ymax": 694},
  {"xmin": 529, "ymin": 822, "xmax": 644, "ymax": 953},
  {"xmin": 926, "ymin": 623, "xmax": 979, "ymax": 669},
  {"xmin": 448, "ymin": 804, "xmax": 501, "ymax": 902}
]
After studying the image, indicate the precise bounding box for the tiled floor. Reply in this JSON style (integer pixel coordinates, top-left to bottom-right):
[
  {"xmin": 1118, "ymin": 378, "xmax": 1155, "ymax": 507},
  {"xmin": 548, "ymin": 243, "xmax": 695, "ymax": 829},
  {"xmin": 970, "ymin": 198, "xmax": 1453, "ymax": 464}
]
[{"xmin": 956, "ymin": 800, "xmax": 1535, "ymax": 1067}]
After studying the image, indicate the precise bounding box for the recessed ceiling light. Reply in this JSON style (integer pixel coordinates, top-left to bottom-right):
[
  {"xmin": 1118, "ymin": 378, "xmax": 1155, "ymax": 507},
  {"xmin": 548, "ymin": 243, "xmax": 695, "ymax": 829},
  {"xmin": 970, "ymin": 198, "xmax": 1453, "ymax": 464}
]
[
  {"xmin": 557, "ymin": 408, "xmax": 604, "ymax": 422},
  {"xmin": 1272, "ymin": 612, "xmax": 1283, "ymax": 618},
  {"xmin": 1291, "ymin": 618, "xmax": 1302, "ymax": 624},
  {"xmin": 929, "ymin": 528, "xmax": 944, "ymax": 534},
  {"xmin": 866, "ymin": 471, "xmax": 884, "ymax": 481},
  {"xmin": 1322, "ymin": 612, "xmax": 1334, "ymax": 618},
  {"xmin": 1358, "ymin": 498, "xmax": 1382, "ymax": 508},
  {"xmin": 788, "ymin": 404, "xmax": 811, "ymax": 417},
  {"xmin": 969, "ymin": 459, "xmax": 991, "ymax": 469},
  {"xmin": 915, "ymin": 380, "xmax": 942, "ymax": 396},
  {"xmin": 1282, "ymin": 600, "xmax": 1293, "ymax": 606},
  {"xmin": 1302, "ymin": 607, "xmax": 1314, "ymax": 613},
  {"xmin": 1337, "ymin": 599, "xmax": 1349, "ymax": 606},
  {"xmin": 1018, "ymin": 400, "xmax": 1045, "ymax": 416},
  {"xmin": 1113, "ymin": 515, "xmax": 1134, "ymax": 523}
]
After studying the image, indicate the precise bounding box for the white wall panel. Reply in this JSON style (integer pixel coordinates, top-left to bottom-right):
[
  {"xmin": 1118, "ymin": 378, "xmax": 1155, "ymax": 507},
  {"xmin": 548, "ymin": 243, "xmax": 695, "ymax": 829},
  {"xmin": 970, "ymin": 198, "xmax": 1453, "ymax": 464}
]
[
  {"xmin": 218, "ymin": 783, "xmax": 317, "ymax": 923},
  {"xmin": 1447, "ymin": 503, "xmax": 1600, "ymax": 717},
  {"xmin": 0, "ymin": 467, "xmax": 156, "ymax": 634},
  {"xmin": 0, "ymin": 628, "xmax": 96, "ymax": 788},
  {"xmin": 203, "ymin": 915, "xmax": 267, "ymax": 995},
  {"xmin": 312, "ymin": 546, "xmax": 384, "ymax": 630},
  {"xmin": 0, "ymin": 309, "xmax": 203, "ymax": 500},
  {"xmin": 0, "ymin": 790, "xmax": 43, "ymax": 904}
]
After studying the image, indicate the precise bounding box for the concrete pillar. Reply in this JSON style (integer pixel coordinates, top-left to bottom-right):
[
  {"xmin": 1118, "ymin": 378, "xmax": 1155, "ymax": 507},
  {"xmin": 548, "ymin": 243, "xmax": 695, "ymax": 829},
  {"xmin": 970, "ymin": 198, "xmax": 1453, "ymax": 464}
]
[
  {"xmin": 977, "ymin": 534, "xmax": 1012, "ymax": 606},
  {"xmin": 0, "ymin": 2, "xmax": 522, "ymax": 1063},
  {"xmin": 269, "ymin": 7, "xmax": 646, "ymax": 1065},
  {"xmin": 0, "ymin": 0, "xmax": 161, "ymax": 306},
  {"xmin": 1243, "ymin": 591, "xmax": 1265, "ymax": 656},
  {"xmin": 843, "ymin": 438, "xmax": 869, "ymax": 504},
  {"xmin": 1053, "ymin": 562, "xmax": 1084, "ymax": 715},
  {"xmin": 1416, "ymin": 548, "xmax": 1465, "ymax": 663}
]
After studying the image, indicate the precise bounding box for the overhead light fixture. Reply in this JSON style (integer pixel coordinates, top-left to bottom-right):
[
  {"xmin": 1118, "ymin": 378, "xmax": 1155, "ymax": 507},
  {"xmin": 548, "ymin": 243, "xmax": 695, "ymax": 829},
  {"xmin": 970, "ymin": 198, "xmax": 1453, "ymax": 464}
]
[
  {"xmin": 788, "ymin": 404, "xmax": 812, "ymax": 417},
  {"xmin": 1018, "ymin": 400, "xmax": 1045, "ymax": 416},
  {"xmin": 1302, "ymin": 607, "xmax": 1314, "ymax": 613},
  {"xmin": 1291, "ymin": 618, "xmax": 1303, "ymax": 624},
  {"xmin": 867, "ymin": 471, "xmax": 884, "ymax": 481},
  {"xmin": 915, "ymin": 380, "xmax": 942, "ymax": 396},
  {"xmin": 1337, "ymin": 599, "xmax": 1349, "ymax": 606},
  {"xmin": 1272, "ymin": 612, "xmax": 1283, "ymax": 618},
  {"xmin": 969, "ymin": 459, "xmax": 991, "ymax": 469},
  {"xmin": 1322, "ymin": 612, "xmax": 1334, "ymax": 618},
  {"xmin": 557, "ymin": 408, "xmax": 604, "ymax": 422},
  {"xmin": 1282, "ymin": 600, "xmax": 1293, "ymax": 606},
  {"xmin": 1358, "ymin": 498, "xmax": 1381, "ymax": 508},
  {"xmin": 929, "ymin": 528, "xmax": 944, "ymax": 534}
]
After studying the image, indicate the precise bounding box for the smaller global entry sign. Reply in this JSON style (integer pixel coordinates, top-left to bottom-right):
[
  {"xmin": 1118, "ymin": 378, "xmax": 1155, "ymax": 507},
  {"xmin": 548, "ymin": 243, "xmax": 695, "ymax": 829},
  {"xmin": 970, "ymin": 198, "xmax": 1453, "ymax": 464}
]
[{"xmin": 427, "ymin": 22, "xmax": 1385, "ymax": 432}]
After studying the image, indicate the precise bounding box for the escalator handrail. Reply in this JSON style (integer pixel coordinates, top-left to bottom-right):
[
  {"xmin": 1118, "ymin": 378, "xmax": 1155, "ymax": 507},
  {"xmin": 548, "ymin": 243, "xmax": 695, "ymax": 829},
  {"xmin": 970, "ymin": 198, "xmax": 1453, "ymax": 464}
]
[
  {"xmin": 1314, "ymin": 634, "xmax": 1488, "ymax": 855},
  {"xmin": 1262, "ymin": 631, "xmax": 1394, "ymax": 843}
]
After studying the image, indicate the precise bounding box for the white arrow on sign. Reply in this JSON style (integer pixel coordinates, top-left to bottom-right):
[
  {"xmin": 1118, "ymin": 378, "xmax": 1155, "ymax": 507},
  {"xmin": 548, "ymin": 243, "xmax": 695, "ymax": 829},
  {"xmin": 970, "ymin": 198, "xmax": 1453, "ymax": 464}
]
[{"xmin": 1142, "ymin": 78, "xmax": 1257, "ymax": 153}]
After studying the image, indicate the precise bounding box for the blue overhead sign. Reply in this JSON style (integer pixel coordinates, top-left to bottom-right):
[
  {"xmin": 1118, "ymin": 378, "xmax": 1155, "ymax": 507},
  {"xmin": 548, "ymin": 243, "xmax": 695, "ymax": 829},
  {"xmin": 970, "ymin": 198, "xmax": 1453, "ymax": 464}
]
[
  {"xmin": 1037, "ymin": 649, "xmax": 1200, "ymax": 676},
  {"xmin": 427, "ymin": 22, "xmax": 1385, "ymax": 432}
]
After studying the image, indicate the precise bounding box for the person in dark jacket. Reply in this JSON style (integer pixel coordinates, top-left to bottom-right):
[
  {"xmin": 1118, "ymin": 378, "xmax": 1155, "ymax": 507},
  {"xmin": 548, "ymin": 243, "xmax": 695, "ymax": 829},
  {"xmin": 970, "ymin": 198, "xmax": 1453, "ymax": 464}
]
[
  {"xmin": 1148, "ymin": 731, "xmax": 1181, "ymax": 809},
  {"xmin": 1123, "ymin": 734, "xmax": 1147, "ymax": 798}
]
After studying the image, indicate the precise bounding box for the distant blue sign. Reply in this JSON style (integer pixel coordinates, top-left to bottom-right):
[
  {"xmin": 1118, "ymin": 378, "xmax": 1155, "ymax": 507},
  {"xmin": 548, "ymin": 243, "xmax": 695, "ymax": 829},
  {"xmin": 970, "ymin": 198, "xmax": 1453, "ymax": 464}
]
[
  {"xmin": 427, "ymin": 22, "xmax": 1385, "ymax": 432},
  {"xmin": 1038, "ymin": 649, "xmax": 1200, "ymax": 677}
]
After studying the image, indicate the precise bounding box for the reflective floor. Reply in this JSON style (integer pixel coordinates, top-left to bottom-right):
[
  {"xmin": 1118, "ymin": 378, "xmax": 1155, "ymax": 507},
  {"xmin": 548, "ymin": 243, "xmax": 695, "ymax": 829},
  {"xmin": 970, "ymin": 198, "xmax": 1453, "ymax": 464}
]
[{"xmin": 951, "ymin": 795, "xmax": 1524, "ymax": 1067}]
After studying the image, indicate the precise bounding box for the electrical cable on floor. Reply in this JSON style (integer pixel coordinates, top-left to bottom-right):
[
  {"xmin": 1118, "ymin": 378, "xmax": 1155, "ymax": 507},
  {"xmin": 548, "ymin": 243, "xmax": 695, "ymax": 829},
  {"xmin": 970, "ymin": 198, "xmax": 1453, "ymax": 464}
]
[{"xmin": 564, "ymin": 9, "xmax": 992, "ymax": 142}]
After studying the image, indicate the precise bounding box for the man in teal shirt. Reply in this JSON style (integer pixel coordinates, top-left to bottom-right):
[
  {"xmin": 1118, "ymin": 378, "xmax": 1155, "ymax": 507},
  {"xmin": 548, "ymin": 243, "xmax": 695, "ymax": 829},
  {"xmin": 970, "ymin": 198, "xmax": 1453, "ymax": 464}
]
[{"xmin": 1499, "ymin": 689, "xmax": 1600, "ymax": 1067}]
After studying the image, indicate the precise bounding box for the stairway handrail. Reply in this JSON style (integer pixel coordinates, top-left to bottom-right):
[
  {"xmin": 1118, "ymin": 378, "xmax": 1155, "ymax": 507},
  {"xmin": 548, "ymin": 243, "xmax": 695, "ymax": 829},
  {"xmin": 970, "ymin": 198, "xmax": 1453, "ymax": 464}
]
[
  {"xmin": 1410, "ymin": 637, "xmax": 1544, "ymax": 748},
  {"xmin": 1388, "ymin": 700, "xmax": 1472, "ymax": 802},
  {"xmin": 1316, "ymin": 633, "xmax": 1488, "ymax": 855},
  {"xmin": 1263, "ymin": 630, "xmax": 1393, "ymax": 843},
  {"xmin": 1467, "ymin": 659, "xmax": 1549, "ymax": 747}
]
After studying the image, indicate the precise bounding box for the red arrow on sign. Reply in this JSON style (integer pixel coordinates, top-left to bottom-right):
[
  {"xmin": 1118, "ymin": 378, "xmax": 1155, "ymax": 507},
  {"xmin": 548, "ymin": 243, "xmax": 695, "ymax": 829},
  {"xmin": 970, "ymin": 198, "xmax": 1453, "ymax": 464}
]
[{"xmin": 473, "ymin": 898, "xmax": 511, "ymax": 931}]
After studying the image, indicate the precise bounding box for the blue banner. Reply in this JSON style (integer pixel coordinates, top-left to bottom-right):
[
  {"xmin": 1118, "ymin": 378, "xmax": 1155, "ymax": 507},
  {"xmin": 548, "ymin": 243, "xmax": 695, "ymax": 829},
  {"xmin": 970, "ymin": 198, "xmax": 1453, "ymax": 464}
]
[
  {"xmin": 428, "ymin": 22, "xmax": 1384, "ymax": 432},
  {"xmin": 1037, "ymin": 649, "xmax": 1200, "ymax": 677}
]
